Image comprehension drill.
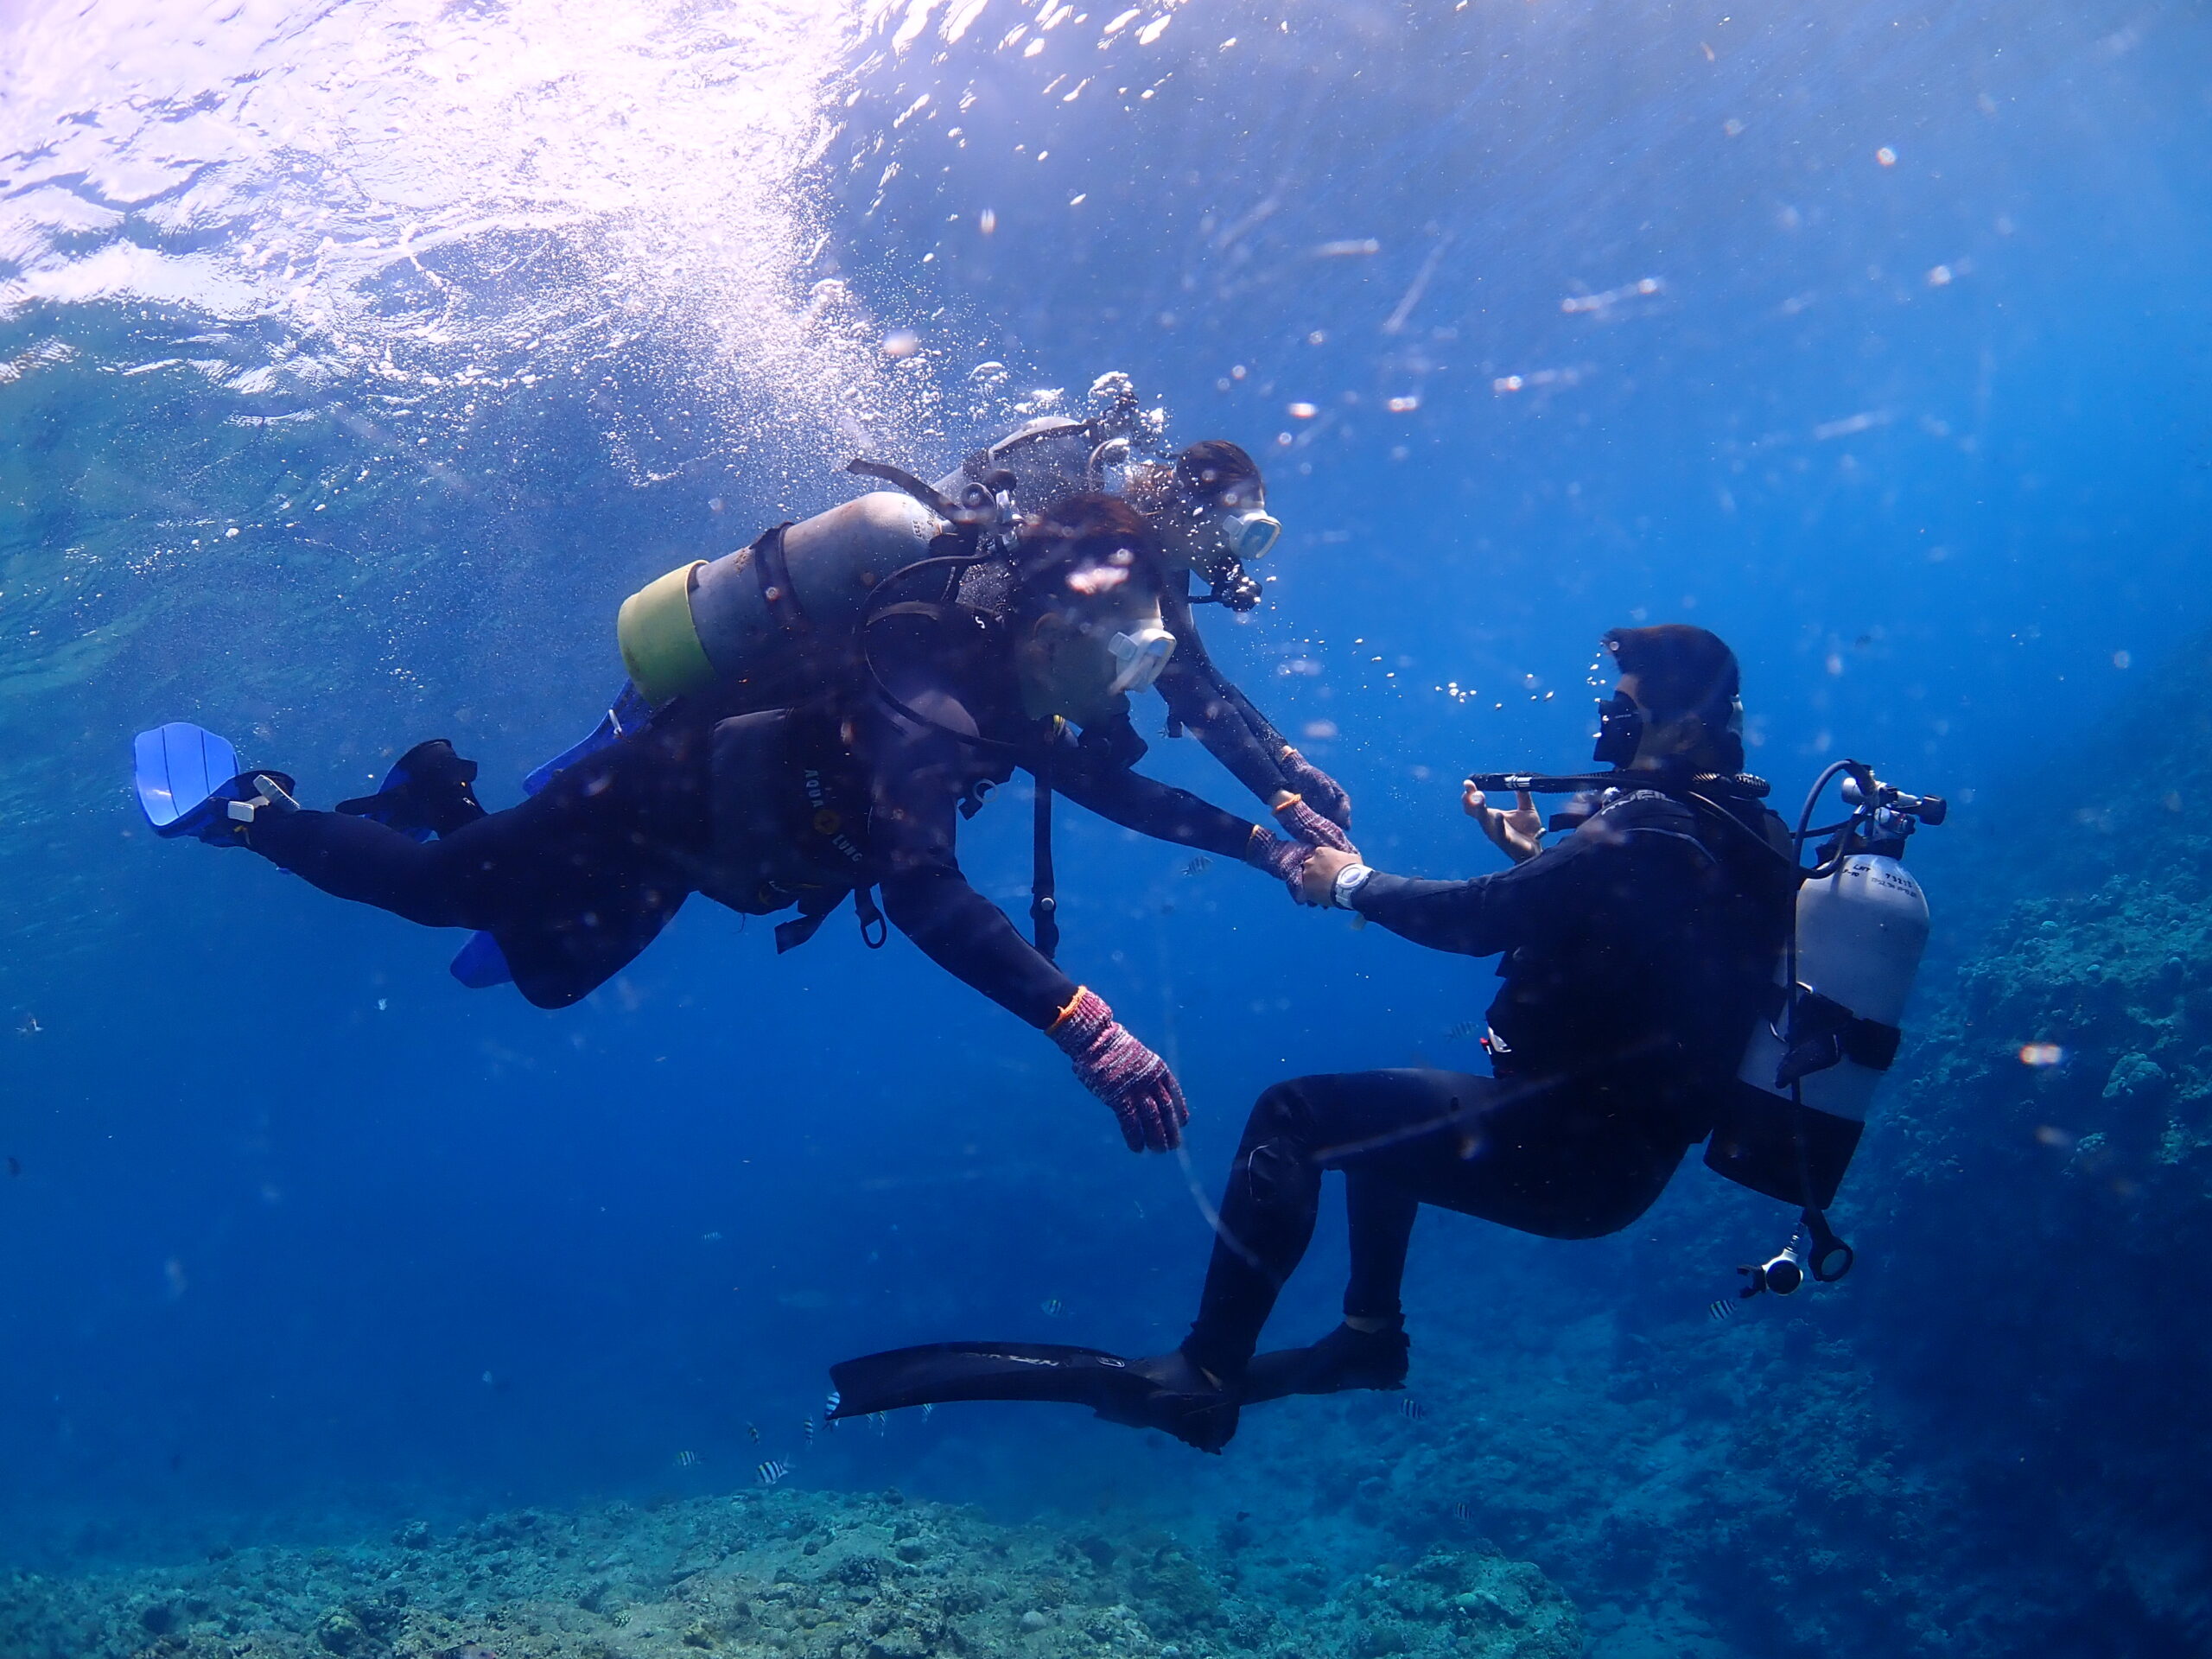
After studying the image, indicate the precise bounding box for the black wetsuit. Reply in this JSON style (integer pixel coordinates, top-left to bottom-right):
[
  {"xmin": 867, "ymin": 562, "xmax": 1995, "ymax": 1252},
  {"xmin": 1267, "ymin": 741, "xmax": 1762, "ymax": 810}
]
[
  {"xmin": 248, "ymin": 610, "xmax": 1262, "ymax": 1014},
  {"xmin": 1180, "ymin": 783, "xmax": 1796, "ymax": 1379}
]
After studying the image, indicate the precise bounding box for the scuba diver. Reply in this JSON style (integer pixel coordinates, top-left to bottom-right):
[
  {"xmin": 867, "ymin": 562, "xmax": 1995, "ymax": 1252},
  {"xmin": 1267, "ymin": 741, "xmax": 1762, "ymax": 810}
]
[
  {"xmin": 455, "ymin": 385, "xmax": 1350, "ymax": 997},
  {"xmin": 826, "ymin": 626, "xmax": 1816, "ymax": 1447},
  {"xmin": 132, "ymin": 497, "xmax": 1346, "ymax": 1155}
]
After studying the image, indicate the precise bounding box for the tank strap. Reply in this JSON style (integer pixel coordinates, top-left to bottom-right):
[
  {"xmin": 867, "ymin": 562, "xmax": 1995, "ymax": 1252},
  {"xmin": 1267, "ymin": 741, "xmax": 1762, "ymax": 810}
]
[
  {"xmin": 751, "ymin": 521, "xmax": 809, "ymax": 637},
  {"xmin": 772, "ymin": 885, "xmax": 888, "ymax": 955},
  {"xmin": 1772, "ymin": 985, "xmax": 1903, "ymax": 1087},
  {"xmin": 1032, "ymin": 726, "xmax": 1059, "ymax": 963}
]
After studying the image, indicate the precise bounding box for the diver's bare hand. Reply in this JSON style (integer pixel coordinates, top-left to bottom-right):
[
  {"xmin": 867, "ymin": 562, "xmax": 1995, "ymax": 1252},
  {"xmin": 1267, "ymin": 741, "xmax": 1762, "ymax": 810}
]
[
  {"xmin": 1463, "ymin": 783, "xmax": 1544, "ymax": 863},
  {"xmin": 1301, "ymin": 845, "xmax": 1359, "ymax": 905}
]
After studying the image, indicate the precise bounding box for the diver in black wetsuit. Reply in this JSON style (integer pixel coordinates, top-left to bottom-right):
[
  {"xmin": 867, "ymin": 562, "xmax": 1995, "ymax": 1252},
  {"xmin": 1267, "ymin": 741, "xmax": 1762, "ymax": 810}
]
[
  {"xmin": 827, "ymin": 626, "xmax": 1799, "ymax": 1445},
  {"xmin": 166, "ymin": 498, "xmax": 1345, "ymax": 1154}
]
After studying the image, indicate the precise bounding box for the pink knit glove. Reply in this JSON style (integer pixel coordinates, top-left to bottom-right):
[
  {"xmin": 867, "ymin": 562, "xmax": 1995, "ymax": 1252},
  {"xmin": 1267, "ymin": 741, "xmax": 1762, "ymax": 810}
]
[
  {"xmin": 1050, "ymin": 988, "xmax": 1189, "ymax": 1154},
  {"xmin": 1245, "ymin": 828, "xmax": 1319, "ymax": 903},
  {"xmin": 1273, "ymin": 793, "xmax": 1356, "ymax": 854}
]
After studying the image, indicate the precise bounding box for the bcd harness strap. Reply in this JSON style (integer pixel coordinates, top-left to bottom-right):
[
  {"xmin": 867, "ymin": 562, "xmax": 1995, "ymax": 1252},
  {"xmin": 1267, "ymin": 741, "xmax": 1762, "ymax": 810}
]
[
  {"xmin": 774, "ymin": 884, "xmax": 887, "ymax": 955},
  {"xmin": 1032, "ymin": 724, "xmax": 1059, "ymax": 963},
  {"xmin": 751, "ymin": 521, "xmax": 809, "ymax": 639},
  {"xmin": 1770, "ymin": 983, "xmax": 1902, "ymax": 1087},
  {"xmin": 757, "ymin": 565, "xmax": 1062, "ymax": 966}
]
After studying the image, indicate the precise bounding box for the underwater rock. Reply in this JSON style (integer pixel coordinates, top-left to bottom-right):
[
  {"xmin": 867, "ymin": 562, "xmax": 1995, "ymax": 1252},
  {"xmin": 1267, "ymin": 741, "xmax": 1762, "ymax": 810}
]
[{"xmin": 0, "ymin": 1487, "xmax": 1580, "ymax": 1659}]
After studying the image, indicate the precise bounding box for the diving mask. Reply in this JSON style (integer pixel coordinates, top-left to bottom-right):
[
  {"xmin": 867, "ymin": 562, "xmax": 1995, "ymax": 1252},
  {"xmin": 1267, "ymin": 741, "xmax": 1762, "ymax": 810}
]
[
  {"xmin": 1217, "ymin": 505, "xmax": 1282, "ymax": 562},
  {"xmin": 1592, "ymin": 691, "xmax": 1643, "ymax": 767},
  {"xmin": 1107, "ymin": 622, "xmax": 1178, "ymax": 696}
]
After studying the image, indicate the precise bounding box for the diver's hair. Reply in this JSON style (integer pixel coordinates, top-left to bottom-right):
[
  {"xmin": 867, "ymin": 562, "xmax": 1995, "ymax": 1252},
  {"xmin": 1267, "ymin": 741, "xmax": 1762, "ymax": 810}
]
[
  {"xmin": 1009, "ymin": 493, "xmax": 1165, "ymax": 628},
  {"xmin": 1604, "ymin": 624, "xmax": 1745, "ymax": 772},
  {"xmin": 1173, "ymin": 439, "xmax": 1262, "ymax": 503}
]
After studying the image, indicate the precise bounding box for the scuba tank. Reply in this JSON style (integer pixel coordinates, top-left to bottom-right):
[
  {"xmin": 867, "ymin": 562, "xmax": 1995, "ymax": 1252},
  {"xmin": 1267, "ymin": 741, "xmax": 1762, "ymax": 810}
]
[
  {"xmin": 1710, "ymin": 769, "xmax": 1941, "ymax": 1211},
  {"xmin": 613, "ymin": 372, "xmax": 1173, "ymax": 710},
  {"xmin": 616, "ymin": 489, "xmax": 954, "ymax": 709},
  {"xmin": 1708, "ymin": 762, "xmax": 1945, "ymax": 1293}
]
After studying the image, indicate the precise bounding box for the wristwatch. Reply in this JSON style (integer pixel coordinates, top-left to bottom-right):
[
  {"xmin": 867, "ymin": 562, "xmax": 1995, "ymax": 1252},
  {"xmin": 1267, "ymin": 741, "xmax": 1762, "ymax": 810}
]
[{"xmin": 1331, "ymin": 861, "xmax": 1376, "ymax": 909}]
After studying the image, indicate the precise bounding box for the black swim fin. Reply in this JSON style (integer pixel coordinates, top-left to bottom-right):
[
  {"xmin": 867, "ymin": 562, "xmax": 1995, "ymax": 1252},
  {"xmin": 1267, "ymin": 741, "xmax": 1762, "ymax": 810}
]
[
  {"xmin": 828, "ymin": 1342, "xmax": 1239, "ymax": 1453},
  {"xmin": 336, "ymin": 740, "xmax": 485, "ymax": 841}
]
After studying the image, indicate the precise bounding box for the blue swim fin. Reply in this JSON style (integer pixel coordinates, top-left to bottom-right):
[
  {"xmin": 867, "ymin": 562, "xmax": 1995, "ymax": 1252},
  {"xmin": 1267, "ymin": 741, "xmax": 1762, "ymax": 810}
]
[
  {"xmin": 131, "ymin": 722, "xmax": 299, "ymax": 845},
  {"xmin": 451, "ymin": 682, "xmax": 653, "ymax": 990},
  {"xmin": 449, "ymin": 930, "xmax": 513, "ymax": 989},
  {"xmin": 133, "ymin": 722, "xmax": 241, "ymax": 836},
  {"xmin": 522, "ymin": 681, "xmax": 654, "ymax": 796}
]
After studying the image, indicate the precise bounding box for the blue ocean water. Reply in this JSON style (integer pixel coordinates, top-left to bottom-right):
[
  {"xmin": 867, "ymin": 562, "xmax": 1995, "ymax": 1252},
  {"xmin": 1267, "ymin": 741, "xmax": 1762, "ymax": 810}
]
[{"xmin": 2, "ymin": 3, "xmax": 2209, "ymax": 1655}]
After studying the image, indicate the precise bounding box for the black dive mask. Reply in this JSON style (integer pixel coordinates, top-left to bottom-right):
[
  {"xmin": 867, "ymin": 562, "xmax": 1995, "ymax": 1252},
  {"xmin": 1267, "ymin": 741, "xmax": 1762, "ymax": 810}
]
[{"xmin": 1592, "ymin": 692, "xmax": 1643, "ymax": 767}]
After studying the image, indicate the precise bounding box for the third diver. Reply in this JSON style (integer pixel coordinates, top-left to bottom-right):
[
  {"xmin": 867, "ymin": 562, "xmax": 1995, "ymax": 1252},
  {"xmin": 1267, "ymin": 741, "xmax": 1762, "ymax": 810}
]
[{"xmin": 827, "ymin": 625, "xmax": 1803, "ymax": 1446}]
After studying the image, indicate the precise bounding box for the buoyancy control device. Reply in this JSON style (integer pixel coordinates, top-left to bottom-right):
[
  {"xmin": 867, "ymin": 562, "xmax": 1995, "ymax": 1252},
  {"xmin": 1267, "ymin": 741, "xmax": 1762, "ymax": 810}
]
[{"xmin": 1468, "ymin": 759, "xmax": 1946, "ymax": 1293}]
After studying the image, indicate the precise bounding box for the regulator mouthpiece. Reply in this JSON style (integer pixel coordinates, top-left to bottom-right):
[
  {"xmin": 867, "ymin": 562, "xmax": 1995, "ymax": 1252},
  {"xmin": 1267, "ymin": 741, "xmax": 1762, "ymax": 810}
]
[{"xmin": 1108, "ymin": 624, "xmax": 1177, "ymax": 696}]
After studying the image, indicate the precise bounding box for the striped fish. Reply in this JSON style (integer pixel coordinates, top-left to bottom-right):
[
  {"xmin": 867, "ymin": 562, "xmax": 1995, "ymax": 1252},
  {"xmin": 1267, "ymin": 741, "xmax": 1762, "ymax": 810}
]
[{"xmin": 756, "ymin": 1459, "xmax": 791, "ymax": 1488}]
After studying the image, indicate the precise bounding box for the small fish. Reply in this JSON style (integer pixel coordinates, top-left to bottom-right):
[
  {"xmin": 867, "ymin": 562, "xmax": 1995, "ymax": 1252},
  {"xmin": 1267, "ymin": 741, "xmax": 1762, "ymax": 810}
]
[
  {"xmin": 800, "ymin": 1416, "xmax": 814, "ymax": 1448},
  {"xmin": 702, "ymin": 1230, "xmax": 723, "ymax": 1243},
  {"xmin": 675, "ymin": 1450, "xmax": 697, "ymax": 1468},
  {"xmin": 756, "ymin": 1459, "xmax": 791, "ymax": 1488},
  {"xmin": 1182, "ymin": 855, "xmax": 1213, "ymax": 876},
  {"xmin": 448, "ymin": 1646, "xmax": 500, "ymax": 1659},
  {"xmin": 16, "ymin": 1014, "xmax": 40, "ymax": 1036},
  {"xmin": 1452, "ymin": 1501, "xmax": 1471, "ymax": 1522},
  {"xmin": 1040, "ymin": 1297, "xmax": 1065, "ymax": 1318},
  {"xmin": 1708, "ymin": 1297, "xmax": 1739, "ymax": 1324},
  {"xmin": 920, "ymin": 1402, "xmax": 935, "ymax": 1421},
  {"xmin": 1446, "ymin": 1020, "xmax": 1483, "ymax": 1040},
  {"xmin": 1399, "ymin": 1397, "xmax": 1426, "ymax": 1421},
  {"xmin": 825, "ymin": 1388, "xmax": 842, "ymax": 1417},
  {"xmin": 871, "ymin": 1412, "xmax": 888, "ymax": 1436},
  {"xmin": 747, "ymin": 1422, "xmax": 760, "ymax": 1443}
]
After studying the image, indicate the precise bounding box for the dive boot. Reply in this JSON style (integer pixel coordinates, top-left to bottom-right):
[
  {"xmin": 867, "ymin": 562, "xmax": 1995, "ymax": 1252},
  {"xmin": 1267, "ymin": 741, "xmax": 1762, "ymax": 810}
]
[
  {"xmin": 1089, "ymin": 1349, "xmax": 1243, "ymax": 1454},
  {"xmin": 336, "ymin": 739, "xmax": 485, "ymax": 840},
  {"xmin": 1243, "ymin": 1322, "xmax": 1409, "ymax": 1405}
]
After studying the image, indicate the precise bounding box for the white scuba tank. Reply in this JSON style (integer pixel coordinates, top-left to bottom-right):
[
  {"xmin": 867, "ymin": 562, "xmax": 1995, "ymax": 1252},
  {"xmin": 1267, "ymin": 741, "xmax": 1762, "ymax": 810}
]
[{"xmin": 1713, "ymin": 848, "xmax": 1930, "ymax": 1210}]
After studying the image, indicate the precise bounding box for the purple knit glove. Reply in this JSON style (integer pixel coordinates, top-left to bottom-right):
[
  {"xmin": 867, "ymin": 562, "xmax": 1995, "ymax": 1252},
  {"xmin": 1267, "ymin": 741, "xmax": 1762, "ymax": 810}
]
[
  {"xmin": 1245, "ymin": 827, "xmax": 1319, "ymax": 903},
  {"xmin": 1273, "ymin": 793, "xmax": 1356, "ymax": 854},
  {"xmin": 1050, "ymin": 988, "xmax": 1189, "ymax": 1153},
  {"xmin": 1277, "ymin": 752, "xmax": 1354, "ymax": 839}
]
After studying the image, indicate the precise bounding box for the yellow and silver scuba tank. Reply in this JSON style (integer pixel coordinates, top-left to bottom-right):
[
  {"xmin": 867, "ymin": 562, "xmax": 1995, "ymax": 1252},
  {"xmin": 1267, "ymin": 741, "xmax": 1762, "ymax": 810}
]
[
  {"xmin": 616, "ymin": 489, "xmax": 952, "ymax": 708},
  {"xmin": 615, "ymin": 375, "xmax": 1163, "ymax": 709}
]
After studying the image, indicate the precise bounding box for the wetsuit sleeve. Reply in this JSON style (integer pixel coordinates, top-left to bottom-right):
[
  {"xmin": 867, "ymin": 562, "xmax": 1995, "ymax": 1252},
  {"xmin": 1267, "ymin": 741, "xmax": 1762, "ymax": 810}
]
[
  {"xmin": 867, "ymin": 697, "xmax": 1077, "ymax": 1030},
  {"xmin": 1347, "ymin": 801, "xmax": 1707, "ymax": 957},
  {"xmin": 1043, "ymin": 725, "xmax": 1261, "ymax": 859}
]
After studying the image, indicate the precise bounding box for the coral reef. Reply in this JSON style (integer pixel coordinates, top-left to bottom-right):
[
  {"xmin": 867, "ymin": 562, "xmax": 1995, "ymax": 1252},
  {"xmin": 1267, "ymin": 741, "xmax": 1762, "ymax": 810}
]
[{"xmin": 0, "ymin": 1487, "xmax": 1578, "ymax": 1659}]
